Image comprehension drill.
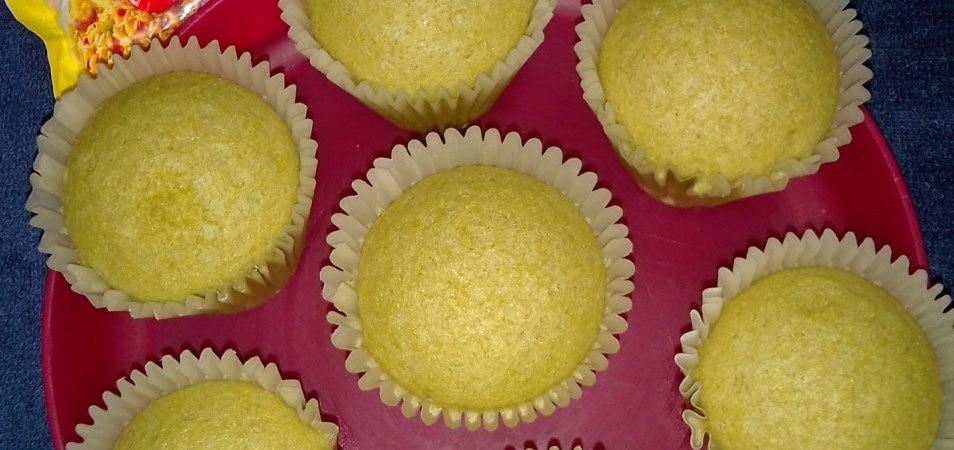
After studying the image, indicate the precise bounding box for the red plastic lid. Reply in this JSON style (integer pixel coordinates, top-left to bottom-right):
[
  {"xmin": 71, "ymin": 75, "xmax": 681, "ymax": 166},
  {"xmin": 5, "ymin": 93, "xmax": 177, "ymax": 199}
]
[{"xmin": 42, "ymin": 1, "xmax": 927, "ymax": 449}]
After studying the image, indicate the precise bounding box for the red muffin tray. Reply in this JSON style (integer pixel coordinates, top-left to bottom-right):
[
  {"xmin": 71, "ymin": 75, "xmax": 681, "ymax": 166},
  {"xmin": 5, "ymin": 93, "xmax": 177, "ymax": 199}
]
[{"xmin": 41, "ymin": 0, "xmax": 927, "ymax": 449}]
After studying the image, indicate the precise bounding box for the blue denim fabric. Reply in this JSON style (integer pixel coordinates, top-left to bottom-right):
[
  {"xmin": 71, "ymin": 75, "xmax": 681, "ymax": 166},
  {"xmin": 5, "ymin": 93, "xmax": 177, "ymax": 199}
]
[
  {"xmin": 863, "ymin": 1, "xmax": 954, "ymax": 290},
  {"xmin": 0, "ymin": 4, "xmax": 55, "ymax": 449}
]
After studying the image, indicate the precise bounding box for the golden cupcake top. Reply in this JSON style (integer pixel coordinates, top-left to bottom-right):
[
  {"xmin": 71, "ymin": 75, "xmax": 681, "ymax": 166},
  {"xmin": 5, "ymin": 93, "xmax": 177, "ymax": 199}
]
[
  {"xmin": 112, "ymin": 380, "xmax": 330, "ymax": 450},
  {"xmin": 356, "ymin": 165, "xmax": 606, "ymax": 410},
  {"xmin": 693, "ymin": 266, "xmax": 941, "ymax": 450},
  {"xmin": 598, "ymin": 0, "xmax": 839, "ymax": 185},
  {"xmin": 62, "ymin": 71, "xmax": 299, "ymax": 303},
  {"xmin": 307, "ymin": 0, "xmax": 534, "ymax": 98}
]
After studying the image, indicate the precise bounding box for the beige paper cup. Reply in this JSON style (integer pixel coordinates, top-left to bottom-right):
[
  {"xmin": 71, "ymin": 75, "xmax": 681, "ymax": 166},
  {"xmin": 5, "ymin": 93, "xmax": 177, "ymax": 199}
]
[
  {"xmin": 278, "ymin": 0, "xmax": 556, "ymax": 133},
  {"xmin": 66, "ymin": 348, "xmax": 338, "ymax": 449},
  {"xmin": 527, "ymin": 445, "xmax": 585, "ymax": 450},
  {"xmin": 24, "ymin": 36, "xmax": 318, "ymax": 319},
  {"xmin": 574, "ymin": 0, "xmax": 872, "ymax": 207},
  {"xmin": 320, "ymin": 126, "xmax": 635, "ymax": 431},
  {"xmin": 674, "ymin": 229, "xmax": 954, "ymax": 449}
]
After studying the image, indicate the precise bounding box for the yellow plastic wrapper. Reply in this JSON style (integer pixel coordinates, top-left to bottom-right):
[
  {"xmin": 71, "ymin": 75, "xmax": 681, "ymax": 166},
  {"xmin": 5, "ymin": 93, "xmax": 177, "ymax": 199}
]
[{"xmin": 5, "ymin": 0, "xmax": 207, "ymax": 98}]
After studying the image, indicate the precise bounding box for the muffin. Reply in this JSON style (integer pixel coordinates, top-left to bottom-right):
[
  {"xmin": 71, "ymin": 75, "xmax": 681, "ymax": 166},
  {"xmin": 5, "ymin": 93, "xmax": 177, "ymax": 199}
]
[
  {"xmin": 67, "ymin": 349, "xmax": 338, "ymax": 449},
  {"xmin": 278, "ymin": 0, "xmax": 556, "ymax": 132},
  {"xmin": 25, "ymin": 36, "xmax": 318, "ymax": 318},
  {"xmin": 675, "ymin": 230, "xmax": 952, "ymax": 449},
  {"xmin": 575, "ymin": 0, "xmax": 872, "ymax": 206},
  {"xmin": 320, "ymin": 126, "xmax": 635, "ymax": 431}
]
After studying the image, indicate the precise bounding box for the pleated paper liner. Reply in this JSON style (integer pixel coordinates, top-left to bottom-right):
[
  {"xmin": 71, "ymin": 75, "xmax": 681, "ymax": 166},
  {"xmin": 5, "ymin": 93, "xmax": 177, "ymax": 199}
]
[
  {"xmin": 320, "ymin": 126, "xmax": 635, "ymax": 431},
  {"xmin": 67, "ymin": 348, "xmax": 338, "ymax": 449},
  {"xmin": 278, "ymin": 0, "xmax": 556, "ymax": 132},
  {"xmin": 574, "ymin": 0, "xmax": 872, "ymax": 206},
  {"xmin": 675, "ymin": 229, "xmax": 953, "ymax": 449},
  {"xmin": 25, "ymin": 36, "xmax": 317, "ymax": 319}
]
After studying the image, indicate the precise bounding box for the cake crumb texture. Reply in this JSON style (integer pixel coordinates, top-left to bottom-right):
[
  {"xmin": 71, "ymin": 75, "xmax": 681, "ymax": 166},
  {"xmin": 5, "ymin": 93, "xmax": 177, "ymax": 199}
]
[
  {"xmin": 112, "ymin": 380, "xmax": 329, "ymax": 450},
  {"xmin": 63, "ymin": 71, "xmax": 299, "ymax": 303},
  {"xmin": 599, "ymin": 0, "xmax": 839, "ymax": 183},
  {"xmin": 356, "ymin": 166, "xmax": 606, "ymax": 410},
  {"xmin": 695, "ymin": 266, "xmax": 941, "ymax": 450},
  {"xmin": 308, "ymin": 0, "xmax": 534, "ymax": 97}
]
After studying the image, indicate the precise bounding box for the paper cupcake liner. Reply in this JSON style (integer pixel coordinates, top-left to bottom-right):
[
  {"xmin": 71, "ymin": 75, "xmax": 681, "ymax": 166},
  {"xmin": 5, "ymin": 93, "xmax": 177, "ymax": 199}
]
[
  {"xmin": 319, "ymin": 126, "xmax": 635, "ymax": 431},
  {"xmin": 574, "ymin": 0, "xmax": 873, "ymax": 206},
  {"xmin": 674, "ymin": 229, "xmax": 954, "ymax": 449},
  {"xmin": 66, "ymin": 348, "xmax": 338, "ymax": 449},
  {"xmin": 526, "ymin": 445, "xmax": 585, "ymax": 450},
  {"xmin": 526, "ymin": 446, "xmax": 584, "ymax": 450},
  {"xmin": 278, "ymin": 0, "xmax": 556, "ymax": 132},
  {"xmin": 24, "ymin": 36, "xmax": 318, "ymax": 319}
]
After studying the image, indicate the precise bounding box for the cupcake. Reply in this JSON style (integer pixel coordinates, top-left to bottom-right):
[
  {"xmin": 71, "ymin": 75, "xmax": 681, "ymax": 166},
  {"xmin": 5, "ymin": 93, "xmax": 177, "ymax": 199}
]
[
  {"xmin": 675, "ymin": 229, "xmax": 952, "ymax": 449},
  {"xmin": 67, "ymin": 348, "xmax": 338, "ymax": 449},
  {"xmin": 25, "ymin": 36, "xmax": 318, "ymax": 318},
  {"xmin": 320, "ymin": 126, "xmax": 635, "ymax": 431},
  {"xmin": 575, "ymin": 0, "xmax": 872, "ymax": 206},
  {"xmin": 278, "ymin": 0, "xmax": 556, "ymax": 132}
]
